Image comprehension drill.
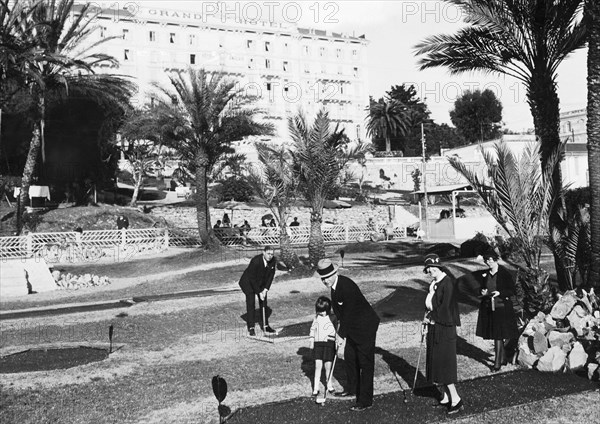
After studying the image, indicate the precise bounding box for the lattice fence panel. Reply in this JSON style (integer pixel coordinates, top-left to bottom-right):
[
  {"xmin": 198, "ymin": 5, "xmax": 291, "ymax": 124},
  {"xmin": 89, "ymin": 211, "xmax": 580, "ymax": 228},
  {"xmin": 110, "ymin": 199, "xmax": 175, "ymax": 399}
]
[
  {"xmin": 245, "ymin": 227, "xmax": 280, "ymax": 246},
  {"xmin": 346, "ymin": 224, "xmax": 372, "ymax": 242},
  {"xmin": 288, "ymin": 227, "xmax": 310, "ymax": 245},
  {"xmin": 168, "ymin": 228, "xmax": 202, "ymax": 247},
  {"xmin": 322, "ymin": 225, "xmax": 347, "ymax": 243},
  {"xmin": 126, "ymin": 228, "xmax": 166, "ymax": 249},
  {"xmin": 81, "ymin": 230, "xmax": 123, "ymax": 248},
  {"xmin": 0, "ymin": 236, "xmax": 26, "ymax": 258}
]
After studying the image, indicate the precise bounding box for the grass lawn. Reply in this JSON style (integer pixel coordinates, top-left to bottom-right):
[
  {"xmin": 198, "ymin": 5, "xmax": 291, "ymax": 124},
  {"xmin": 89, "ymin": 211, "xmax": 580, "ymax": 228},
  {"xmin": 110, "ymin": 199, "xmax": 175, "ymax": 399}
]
[{"xmin": 0, "ymin": 242, "xmax": 594, "ymax": 424}]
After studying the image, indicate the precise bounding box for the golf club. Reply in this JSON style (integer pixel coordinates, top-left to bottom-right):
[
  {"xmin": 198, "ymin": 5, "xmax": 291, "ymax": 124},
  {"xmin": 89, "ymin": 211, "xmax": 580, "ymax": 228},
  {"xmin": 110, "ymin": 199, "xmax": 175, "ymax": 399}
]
[
  {"xmin": 316, "ymin": 346, "xmax": 338, "ymax": 405},
  {"xmin": 108, "ymin": 324, "xmax": 114, "ymax": 354},
  {"xmin": 411, "ymin": 321, "xmax": 427, "ymax": 396},
  {"xmin": 316, "ymin": 321, "xmax": 340, "ymax": 405},
  {"xmin": 261, "ymin": 293, "xmax": 268, "ymax": 336}
]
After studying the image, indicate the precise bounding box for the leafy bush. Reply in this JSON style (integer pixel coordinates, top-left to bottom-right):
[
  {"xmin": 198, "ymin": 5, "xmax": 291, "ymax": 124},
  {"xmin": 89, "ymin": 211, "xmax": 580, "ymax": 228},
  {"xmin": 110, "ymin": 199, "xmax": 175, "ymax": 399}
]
[
  {"xmin": 0, "ymin": 175, "xmax": 21, "ymax": 200},
  {"xmin": 219, "ymin": 177, "xmax": 254, "ymax": 202},
  {"xmin": 564, "ymin": 187, "xmax": 590, "ymax": 215},
  {"xmin": 493, "ymin": 235, "xmax": 522, "ymax": 262}
]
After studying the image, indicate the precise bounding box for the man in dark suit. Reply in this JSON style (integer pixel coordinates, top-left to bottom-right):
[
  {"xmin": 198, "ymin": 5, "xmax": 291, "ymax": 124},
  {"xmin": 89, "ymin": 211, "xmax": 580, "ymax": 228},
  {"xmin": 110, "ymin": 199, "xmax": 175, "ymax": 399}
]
[
  {"xmin": 317, "ymin": 259, "xmax": 380, "ymax": 411},
  {"xmin": 239, "ymin": 246, "xmax": 277, "ymax": 336}
]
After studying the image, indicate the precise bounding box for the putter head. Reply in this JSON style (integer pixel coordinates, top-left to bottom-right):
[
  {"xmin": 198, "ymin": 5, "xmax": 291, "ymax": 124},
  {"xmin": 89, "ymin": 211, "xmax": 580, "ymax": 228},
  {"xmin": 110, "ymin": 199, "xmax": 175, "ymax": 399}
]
[{"xmin": 315, "ymin": 397, "xmax": 326, "ymax": 404}]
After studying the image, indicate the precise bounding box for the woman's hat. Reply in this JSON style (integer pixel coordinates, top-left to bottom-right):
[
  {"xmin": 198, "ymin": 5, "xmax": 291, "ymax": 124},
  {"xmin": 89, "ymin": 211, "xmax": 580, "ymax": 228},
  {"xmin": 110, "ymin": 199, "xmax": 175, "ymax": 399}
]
[
  {"xmin": 481, "ymin": 246, "xmax": 499, "ymax": 261},
  {"xmin": 316, "ymin": 259, "xmax": 339, "ymax": 279},
  {"xmin": 423, "ymin": 253, "xmax": 443, "ymax": 272}
]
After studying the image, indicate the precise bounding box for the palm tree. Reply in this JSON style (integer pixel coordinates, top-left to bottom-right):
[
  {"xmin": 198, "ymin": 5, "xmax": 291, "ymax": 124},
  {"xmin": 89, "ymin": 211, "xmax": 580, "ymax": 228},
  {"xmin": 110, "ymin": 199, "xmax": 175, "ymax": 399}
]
[
  {"xmin": 290, "ymin": 110, "xmax": 347, "ymax": 266},
  {"xmin": 448, "ymin": 141, "xmax": 562, "ymax": 317},
  {"xmin": 415, "ymin": 0, "xmax": 586, "ymax": 288},
  {"xmin": 415, "ymin": 0, "xmax": 586, "ymax": 167},
  {"xmin": 365, "ymin": 97, "xmax": 408, "ymax": 153},
  {"xmin": 153, "ymin": 68, "xmax": 273, "ymax": 246},
  {"xmin": 9, "ymin": 0, "xmax": 134, "ymax": 232},
  {"xmin": 246, "ymin": 143, "xmax": 300, "ymax": 269},
  {"xmin": 586, "ymin": 0, "xmax": 600, "ymax": 287},
  {"xmin": 0, "ymin": 0, "xmax": 41, "ymax": 109}
]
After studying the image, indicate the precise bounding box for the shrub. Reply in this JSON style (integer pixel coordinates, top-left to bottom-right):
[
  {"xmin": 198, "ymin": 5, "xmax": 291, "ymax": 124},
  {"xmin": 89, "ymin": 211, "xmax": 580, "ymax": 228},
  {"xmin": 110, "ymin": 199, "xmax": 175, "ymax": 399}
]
[{"xmin": 219, "ymin": 177, "xmax": 254, "ymax": 202}]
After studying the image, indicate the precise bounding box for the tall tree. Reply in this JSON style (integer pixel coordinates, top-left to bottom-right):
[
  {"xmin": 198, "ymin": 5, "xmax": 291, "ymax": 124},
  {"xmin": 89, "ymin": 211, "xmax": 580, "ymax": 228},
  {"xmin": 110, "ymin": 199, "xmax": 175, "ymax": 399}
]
[
  {"xmin": 119, "ymin": 107, "xmax": 162, "ymax": 206},
  {"xmin": 450, "ymin": 89, "xmax": 503, "ymax": 143},
  {"xmin": 415, "ymin": 0, "xmax": 586, "ymax": 167},
  {"xmin": 246, "ymin": 143, "xmax": 300, "ymax": 269},
  {"xmin": 365, "ymin": 97, "xmax": 408, "ymax": 153},
  {"xmin": 425, "ymin": 122, "xmax": 467, "ymax": 155},
  {"xmin": 415, "ymin": 0, "xmax": 586, "ymax": 287},
  {"xmin": 586, "ymin": 0, "xmax": 600, "ymax": 287},
  {"xmin": 5, "ymin": 0, "xmax": 134, "ymax": 232},
  {"xmin": 154, "ymin": 68, "xmax": 272, "ymax": 247},
  {"xmin": 290, "ymin": 110, "xmax": 347, "ymax": 266},
  {"xmin": 386, "ymin": 84, "xmax": 431, "ymax": 155}
]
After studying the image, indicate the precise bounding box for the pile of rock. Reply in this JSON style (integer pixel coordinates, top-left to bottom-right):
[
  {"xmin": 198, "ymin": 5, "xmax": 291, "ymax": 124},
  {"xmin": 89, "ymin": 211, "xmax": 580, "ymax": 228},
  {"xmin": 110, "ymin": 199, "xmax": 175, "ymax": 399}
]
[
  {"xmin": 51, "ymin": 270, "xmax": 111, "ymax": 290},
  {"xmin": 517, "ymin": 289, "xmax": 600, "ymax": 380}
]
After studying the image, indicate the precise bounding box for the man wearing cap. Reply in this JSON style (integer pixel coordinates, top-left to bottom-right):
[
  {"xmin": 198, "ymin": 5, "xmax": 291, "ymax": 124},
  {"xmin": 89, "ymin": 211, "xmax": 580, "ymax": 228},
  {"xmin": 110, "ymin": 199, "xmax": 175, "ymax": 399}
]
[
  {"xmin": 423, "ymin": 253, "xmax": 463, "ymax": 415},
  {"xmin": 239, "ymin": 246, "xmax": 277, "ymax": 336},
  {"xmin": 317, "ymin": 259, "xmax": 380, "ymax": 412}
]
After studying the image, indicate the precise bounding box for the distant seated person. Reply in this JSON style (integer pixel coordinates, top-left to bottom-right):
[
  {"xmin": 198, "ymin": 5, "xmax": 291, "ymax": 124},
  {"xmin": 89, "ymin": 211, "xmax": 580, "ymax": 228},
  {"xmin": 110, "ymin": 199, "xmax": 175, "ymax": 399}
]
[
  {"xmin": 261, "ymin": 218, "xmax": 270, "ymax": 227},
  {"xmin": 116, "ymin": 215, "xmax": 129, "ymax": 230},
  {"xmin": 289, "ymin": 217, "xmax": 300, "ymax": 227},
  {"xmin": 242, "ymin": 220, "xmax": 251, "ymax": 231},
  {"xmin": 222, "ymin": 213, "xmax": 231, "ymax": 227},
  {"xmin": 214, "ymin": 220, "xmax": 222, "ymax": 229},
  {"xmin": 170, "ymin": 179, "xmax": 178, "ymax": 191},
  {"xmin": 269, "ymin": 218, "xmax": 277, "ymax": 227}
]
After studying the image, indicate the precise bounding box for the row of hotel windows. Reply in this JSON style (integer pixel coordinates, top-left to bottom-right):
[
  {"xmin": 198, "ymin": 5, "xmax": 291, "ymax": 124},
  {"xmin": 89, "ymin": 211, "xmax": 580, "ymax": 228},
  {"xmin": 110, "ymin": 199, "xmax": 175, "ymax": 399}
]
[
  {"xmin": 122, "ymin": 50, "xmax": 360, "ymax": 77},
  {"xmin": 103, "ymin": 28, "xmax": 361, "ymax": 59}
]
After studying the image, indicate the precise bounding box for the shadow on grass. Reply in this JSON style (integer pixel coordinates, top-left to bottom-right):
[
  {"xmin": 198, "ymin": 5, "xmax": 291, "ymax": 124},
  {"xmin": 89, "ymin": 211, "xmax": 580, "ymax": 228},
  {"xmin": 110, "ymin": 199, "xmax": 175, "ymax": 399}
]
[
  {"xmin": 240, "ymin": 306, "xmax": 273, "ymax": 329},
  {"xmin": 457, "ymin": 336, "xmax": 493, "ymax": 368},
  {"xmin": 375, "ymin": 347, "xmax": 435, "ymax": 399},
  {"xmin": 373, "ymin": 285, "xmax": 429, "ymax": 323},
  {"xmin": 297, "ymin": 346, "xmax": 348, "ymax": 392}
]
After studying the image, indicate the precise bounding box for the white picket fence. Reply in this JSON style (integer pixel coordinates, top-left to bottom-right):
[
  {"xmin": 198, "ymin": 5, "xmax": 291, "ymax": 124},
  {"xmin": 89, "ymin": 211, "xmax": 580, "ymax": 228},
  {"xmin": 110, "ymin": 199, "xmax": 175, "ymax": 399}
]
[{"xmin": 0, "ymin": 224, "xmax": 407, "ymax": 261}]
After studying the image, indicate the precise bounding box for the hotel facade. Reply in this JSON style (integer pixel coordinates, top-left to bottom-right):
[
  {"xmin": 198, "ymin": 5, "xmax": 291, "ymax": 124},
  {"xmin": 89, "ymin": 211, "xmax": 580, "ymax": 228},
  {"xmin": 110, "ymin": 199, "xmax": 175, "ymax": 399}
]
[{"xmin": 78, "ymin": 3, "xmax": 370, "ymax": 145}]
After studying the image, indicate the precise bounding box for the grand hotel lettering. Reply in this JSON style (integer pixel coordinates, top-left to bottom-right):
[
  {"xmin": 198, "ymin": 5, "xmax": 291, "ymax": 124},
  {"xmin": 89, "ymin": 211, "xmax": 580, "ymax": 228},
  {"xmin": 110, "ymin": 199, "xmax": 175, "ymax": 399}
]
[{"xmin": 147, "ymin": 9, "xmax": 205, "ymax": 21}]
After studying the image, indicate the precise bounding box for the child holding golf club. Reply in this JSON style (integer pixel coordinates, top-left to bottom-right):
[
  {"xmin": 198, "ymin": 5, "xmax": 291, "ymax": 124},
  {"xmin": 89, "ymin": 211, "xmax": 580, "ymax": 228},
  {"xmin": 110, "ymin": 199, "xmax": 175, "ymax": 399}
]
[{"xmin": 309, "ymin": 296, "xmax": 337, "ymax": 398}]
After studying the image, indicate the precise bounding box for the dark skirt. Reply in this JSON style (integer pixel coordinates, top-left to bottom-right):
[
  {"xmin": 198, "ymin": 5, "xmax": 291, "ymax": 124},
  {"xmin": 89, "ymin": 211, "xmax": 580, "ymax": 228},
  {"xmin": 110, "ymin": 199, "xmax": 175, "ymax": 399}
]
[
  {"xmin": 476, "ymin": 298, "xmax": 519, "ymax": 340},
  {"xmin": 313, "ymin": 341, "xmax": 336, "ymax": 362},
  {"xmin": 426, "ymin": 323, "xmax": 457, "ymax": 385}
]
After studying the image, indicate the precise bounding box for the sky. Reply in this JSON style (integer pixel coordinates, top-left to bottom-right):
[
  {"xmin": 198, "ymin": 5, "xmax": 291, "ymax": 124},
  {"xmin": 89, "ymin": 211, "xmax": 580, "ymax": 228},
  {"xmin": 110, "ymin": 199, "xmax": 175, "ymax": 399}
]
[{"xmin": 132, "ymin": 0, "xmax": 588, "ymax": 133}]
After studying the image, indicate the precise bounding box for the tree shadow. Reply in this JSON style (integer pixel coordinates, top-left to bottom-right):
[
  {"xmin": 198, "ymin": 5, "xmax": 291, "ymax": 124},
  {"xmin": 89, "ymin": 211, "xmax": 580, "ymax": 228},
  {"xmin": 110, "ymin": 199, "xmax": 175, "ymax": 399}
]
[
  {"xmin": 375, "ymin": 347, "xmax": 438, "ymax": 400},
  {"xmin": 240, "ymin": 306, "xmax": 273, "ymax": 328},
  {"xmin": 456, "ymin": 335, "xmax": 493, "ymax": 368},
  {"xmin": 373, "ymin": 285, "xmax": 429, "ymax": 323}
]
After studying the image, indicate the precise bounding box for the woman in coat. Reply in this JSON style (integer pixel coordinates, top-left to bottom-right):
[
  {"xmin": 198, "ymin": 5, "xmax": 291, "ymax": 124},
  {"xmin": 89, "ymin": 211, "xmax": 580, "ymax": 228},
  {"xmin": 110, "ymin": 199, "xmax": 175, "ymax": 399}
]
[
  {"xmin": 423, "ymin": 254, "xmax": 463, "ymax": 415},
  {"xmin": 475, "ymin": 248, "xmax": 519, "ymax": 371}
]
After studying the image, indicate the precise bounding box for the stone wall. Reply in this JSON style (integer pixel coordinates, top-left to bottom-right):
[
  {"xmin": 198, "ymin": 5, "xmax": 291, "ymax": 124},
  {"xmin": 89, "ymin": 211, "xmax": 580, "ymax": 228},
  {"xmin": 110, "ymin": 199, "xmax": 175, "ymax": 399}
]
[{"xmin": 152, "ymin": 203, "xmax": 420, "ymax": 229}]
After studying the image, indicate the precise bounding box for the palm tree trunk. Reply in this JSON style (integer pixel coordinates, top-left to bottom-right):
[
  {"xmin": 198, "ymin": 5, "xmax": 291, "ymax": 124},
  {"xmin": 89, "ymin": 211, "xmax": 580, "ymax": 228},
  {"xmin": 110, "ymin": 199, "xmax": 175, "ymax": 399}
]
[
  {"xmin": 18, "ymin": 125, "xmax": 42, "ymax": 234},
  {"xmin": 279, "ymin": 228, "xmax": 299, "ymax": 269},
  {"xmin": 277, "ymin": 209, "xmax": 299, "ymax": 269},
  {"xmin": 130, "ymin": 173, "xmax": 141, "ymax": 207},
  {"xmin": 587, "ymin": 0, "xmax": 600, "ymax": 288},
  {"xmin": 308, "ymin": 209, "xmax": 325, "ymax": 267},
  {"xmin": 40, "ymin": 95, "xmax": 46, "ymax": 164},
  {"xmin": 527, "ymin": 73, "xmax": 569, "ymax": 290},
  {"xmin": 385, "ymin": 135, "xmax": 391, "ymax": 153},
  {"xmin": 194, "ymin": 151, "xmax": 219, "ymax": 247}
]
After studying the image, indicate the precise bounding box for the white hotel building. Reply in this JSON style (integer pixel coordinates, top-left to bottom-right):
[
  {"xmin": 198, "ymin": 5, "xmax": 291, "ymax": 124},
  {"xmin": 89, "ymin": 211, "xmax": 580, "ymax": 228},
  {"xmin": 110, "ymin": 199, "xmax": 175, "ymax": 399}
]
[{"xmin": 77, "ymin": 3, "xmax": 370, "ymax": 147}]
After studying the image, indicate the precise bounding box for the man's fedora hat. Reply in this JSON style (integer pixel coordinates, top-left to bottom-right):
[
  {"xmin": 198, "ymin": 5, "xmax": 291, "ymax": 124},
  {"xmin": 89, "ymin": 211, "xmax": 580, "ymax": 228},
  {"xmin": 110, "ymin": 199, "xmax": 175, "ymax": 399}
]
[
  {"xmin": 423, "ymin": 253, "xmax": 443, "ymax": 272},
  {"xmin": 317, "ymin": 259, "xmax": 339, "ymax": 279}
]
